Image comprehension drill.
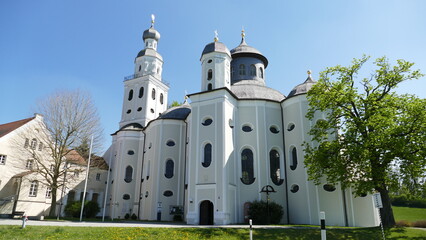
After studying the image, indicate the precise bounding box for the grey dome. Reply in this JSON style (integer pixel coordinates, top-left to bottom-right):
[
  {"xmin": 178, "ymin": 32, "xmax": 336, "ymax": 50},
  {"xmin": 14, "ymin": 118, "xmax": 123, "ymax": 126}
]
[
  {"xmin": 136, "ymin": 48, "xmax": 163, "ymax": 61},
  {"xmin": 231, "ymin": 38, "xmax": 268, "ymax": 68},
  {"xmin": 143, "ymin": 27, "xmax": 160, "ymax": 41},
  {"xmin": 159, "ymin": 104, "xmax": 191, "ymax": 120},
  {"xmin": 231, "ymin": 80, "xmax": 285, "ymax": 102},
  {"xmin": 287, "ymin": 75, "xmax": 316, "ymax": 98},
  {"xmin": 201, "ymin": 41, "xmax": 231, "ymax": 57}
]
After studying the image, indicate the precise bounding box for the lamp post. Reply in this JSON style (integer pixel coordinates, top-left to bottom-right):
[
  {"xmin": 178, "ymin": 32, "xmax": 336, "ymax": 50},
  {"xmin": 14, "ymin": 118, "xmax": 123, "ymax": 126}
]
[{"xmin": 260, "ymin": 185, "xmax": 276, "ymax": 224}]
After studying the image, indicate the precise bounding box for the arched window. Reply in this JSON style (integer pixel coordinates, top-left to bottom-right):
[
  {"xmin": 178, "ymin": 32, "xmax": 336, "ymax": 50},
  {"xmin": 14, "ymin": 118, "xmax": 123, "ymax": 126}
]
[
  {"xmin": 241, "ymin": 149, "xmax": 255, "ymax": 184},
  {"xmin": 152, "ymin": 88, "xmax": 156, "ymax": 100},
  {"xmin": 250, "ymin": 65, "xmax": 256, "ymax": 76},
  {"xmin": 165, "ymin": 159, "xmax": 174, "ymax": 178},
  {"xmin": 207, "ymin": 69, "xmax": 213, "ymax": 80},
  {"xmin": 138, "ymin": 65, "xmax": 142, "ymax": 72},
  {"xmin": 239, "ymin": 64, "xmax": 246, "ymax": 75},
  {"xmin": 124, "ymin": 166, "xmax": 133, "ymax": 183},
  {"xmin": 202, "ymin": 143, "xmax": 212, "ymax": 167},
  {"xmin": 160, "ymin": 93, "xmax": 164, "ymax": 104},
  {"xmin": 202, "ymin": 118, "xmax": 213, "ymax": 126},
  {"xmin": 207, "ymin": 83, "xmax": 212, "ymax": 91},
  {"xmin": 30, "ymin": 138, "xmax": 37, "ymax": 150},
  {"xmin": 139, "ymin": 87, "xmax": 144, "ymax": 98},
  {"xmin": 128, "ymin": 89, "xmax": 133, "ymax": 101},
  {"xmin": 290, "ymin": 147, "xmax": 298, "ymax": 170},
  {"xmin": 259, "ymin": 67, "xmax": 264, "ymax": 78},
  {"xmin": 270, "ymin": 150, "xmax": 283, "ymax": 185}
]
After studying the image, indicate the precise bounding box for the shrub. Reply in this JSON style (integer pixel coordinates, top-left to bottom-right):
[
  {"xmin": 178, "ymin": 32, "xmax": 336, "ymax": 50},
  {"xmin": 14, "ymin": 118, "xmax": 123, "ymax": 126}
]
[
  {"xmin": 64, "ymin": 201, "xmax": 100, "ymax": 218},
  {"xmin": 413, "ymin": 220, "xmax": 426, "ymax": 228},
  {"xmin": 391, "ymin": 194, "xmax": 409, "ymax": 207},
  {"xmin": 248, "ymin": 200, "xmax": 283, "ymax": 225},
  {"xmin": 124, "ymin": 213, "xmax": 130, "ymax": 219},
  {"xmin": 395, "ymin": 220, "xmax": 412, "ymax": 227},
  {"xmin": 173, "ymin": 214, "xmax": 183, "ymax": 222},
  {"xmin": 84, "ymin": 201, "xmax": 100, "ymax": 218},
  {"xmin": 64, "ymin": 201, "xmax": 82, "ymax": 218},
  {"xmin": 131, "ymin": 213, "xmax": 137, "ymax": 220},
  {"xmin": 408, "ymin": 199, "xmax": 426, "ymax": 208}
]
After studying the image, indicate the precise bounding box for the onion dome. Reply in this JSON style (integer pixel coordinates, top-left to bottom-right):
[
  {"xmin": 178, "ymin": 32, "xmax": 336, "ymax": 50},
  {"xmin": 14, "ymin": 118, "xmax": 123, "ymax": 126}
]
[
  {"xmin": 287, "ymin": 70, "xmax": 317, "ymax": 98},
  {"xmin": 143, "ymin": 14, "xmax": 160, "ymax": 41},
  {"xmin": 230, "ymin": 30, "xmax": 268, "ymax": 68},
  {"xmin": 201, "ymin": 31, "xmax": 231, "ymax": 57}
]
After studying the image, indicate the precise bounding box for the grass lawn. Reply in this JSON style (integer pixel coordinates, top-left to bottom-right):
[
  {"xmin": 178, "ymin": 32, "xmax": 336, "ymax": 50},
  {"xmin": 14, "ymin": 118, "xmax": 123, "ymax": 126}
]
[
  {"xmin": 393, "ymin": 206, "xmax": 426, "ymax": 223},
  {"xmin": 0, "ymin": 225, "xmax": 425, "ymax": 240}
]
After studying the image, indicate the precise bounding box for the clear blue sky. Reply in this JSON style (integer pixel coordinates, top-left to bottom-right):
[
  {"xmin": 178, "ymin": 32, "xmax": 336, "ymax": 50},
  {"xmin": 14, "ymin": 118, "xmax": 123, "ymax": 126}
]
[{"xmin": 1, "ymin": 0, "xmax": 425, "ymax": 152}]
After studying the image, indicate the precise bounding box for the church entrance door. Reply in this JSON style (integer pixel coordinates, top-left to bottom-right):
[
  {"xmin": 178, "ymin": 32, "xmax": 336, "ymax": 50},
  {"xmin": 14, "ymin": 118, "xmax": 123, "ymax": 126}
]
[{"xmin": 199, "ymin": 200, "xmax": 214, "ymax": 225}]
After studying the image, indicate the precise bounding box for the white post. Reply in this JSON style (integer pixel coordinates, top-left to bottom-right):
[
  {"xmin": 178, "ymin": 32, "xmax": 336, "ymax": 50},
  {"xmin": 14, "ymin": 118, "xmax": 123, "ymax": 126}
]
[
  {"xmin": 249, "ymin": 219, "xmax": 253, "ymax": 240},
  {"xmin": 320, "ymin": 211, "xmax": 326, "ymax": 240},
  {"xmin": 79, "ymin": 136, "xmax": 93, "ymax": 222},
  {"xmin": 373, "ymin": 193, "xmax": 386, "ymax": 240}
]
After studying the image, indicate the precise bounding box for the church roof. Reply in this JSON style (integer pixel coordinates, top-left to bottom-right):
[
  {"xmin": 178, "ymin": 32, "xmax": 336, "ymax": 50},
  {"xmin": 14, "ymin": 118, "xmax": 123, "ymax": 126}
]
[
  {"xmin": 136, "ymin": 48, "xmax": 163, "ymax": 61},
  {"xmin": 231, "ymin": 80, "xmax": 285, "ymax": 102},
  {"xmin": 230, "ymin": 36, "xmax": 268, "ymax": 68},
  {"xmin": 0, "ymin": 116, "xmax": 35, "ymax": 138},
  {"xmin": 201, "ymin": 41, "xmax": 231, "ymax": 57},
  {"xmin": 287, "ymin": 72, "xmax": 316, "ymax": 98},
  {"xmin": 143, "ymin": 27, "xmax": 160, "ymax": 41},
  {"xmin": 159, "ymin": 104, "xmax": 191, "ymax": 120}
]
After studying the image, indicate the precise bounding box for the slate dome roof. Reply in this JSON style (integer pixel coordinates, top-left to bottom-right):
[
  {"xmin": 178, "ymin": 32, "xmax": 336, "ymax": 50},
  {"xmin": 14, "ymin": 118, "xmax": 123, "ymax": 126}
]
[
  {"xmin": 201, "ymin": 41, "xmax": 231, "ymax": 57},
  {"xmin": 159, "ymin": 104, "xmax": 191, "ymax": 120},
  {"xmin": 231, "ymin": 80, "xmax": 285, "ymax": 102},
  {"xmin": 230, "ymin": 38, "xmax": 268, "ymax": 68},
  {"xmin": 143, "ymin": 27, "xmax": 160, "ymax": 41},
  {"xmin": 287, "ymin": 73, "xmax": 316, "ymax": 98}
]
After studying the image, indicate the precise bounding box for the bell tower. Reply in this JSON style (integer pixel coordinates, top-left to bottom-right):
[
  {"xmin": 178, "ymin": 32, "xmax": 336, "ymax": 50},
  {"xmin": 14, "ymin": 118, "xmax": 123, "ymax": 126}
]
[{"xmin": 120, "ymin": 15, "xmax": 169, "ymax": 128}]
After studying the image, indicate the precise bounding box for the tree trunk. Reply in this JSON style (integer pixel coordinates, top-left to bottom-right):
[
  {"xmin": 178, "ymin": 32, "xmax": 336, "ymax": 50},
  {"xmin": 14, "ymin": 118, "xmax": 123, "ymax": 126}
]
[
  {"xmin": 377, "ymin": 187, "xmax": 396, "ymax": 227},
  {"xmin": 49, "ymin": 186, "xmax": 57, "ymax": 217}
]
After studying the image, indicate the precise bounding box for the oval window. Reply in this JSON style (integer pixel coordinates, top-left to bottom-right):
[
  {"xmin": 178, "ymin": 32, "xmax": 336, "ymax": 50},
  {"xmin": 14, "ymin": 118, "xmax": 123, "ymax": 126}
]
[
  {"xmin": 123, "ymin": 194, "xmax": 130, "ymax": 200},
  {"xmin": 137, "ymin": 107, "xmax": 142, "ymax": 112},
  {"xmin": 139, "ymin": 87, "xmax": 144, "ymax": 98},
  {"xmin": 202, "ymin": 118, "xmax": 213, "ymax": 126},
  {"xmin": 242, "ymin": 125, "xmax": 253, "ymax": 132},
  {"xmin": 160, "ymin": 93, "xmax": 164, "ymax": 104},
  {"xmin": 290, "ymin": 184, "xmax": 299, "ymax": 193},
  {"xmin": 127, "ymin": 150, "xmax": 135, "ymax": 155},
  {"xmin": 152, "ymin": 88, "xmax": 156, "ymax": 100},
  {"xmin": 126, "ymin": 109, "xmax": 131, "ymax": 114},
  {"xmin": 128, "ymin": 90, "xmax": 133, "ymax": 101},
  {"xmin": 166, "ymin": 140, "xmax": 175, "ymax": 147},
  {"xmin": 323, "ymin": 184, "xmax": 336, "ymax": 192},
  {"xmin": 290, "ymin": 147, "xmax": 298, "ymax": 171},
  {"xmin": 207, "ymin": 59, "xmax": 212, "ymax": 63},
  {"xmin": 163, "ymin": 191, "xmax": 173, "ymax": 197},
  {"xmin": 287, "ymin": 123, "xmax": 295, "ymax": 131},
  {"xmin": 150, "ymin": 108, "xmax": 154, "ymax": 113},
  {"xmin": 270, "ymin": 126, "xmax": 279, "ymax": 134}
]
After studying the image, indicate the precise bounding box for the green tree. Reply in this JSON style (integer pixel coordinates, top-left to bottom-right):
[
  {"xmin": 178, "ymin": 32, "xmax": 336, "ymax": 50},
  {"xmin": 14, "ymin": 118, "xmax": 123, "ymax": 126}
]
[{"xmin": 304, "ymin": 56, "xmax": 426, "ymax": 227}]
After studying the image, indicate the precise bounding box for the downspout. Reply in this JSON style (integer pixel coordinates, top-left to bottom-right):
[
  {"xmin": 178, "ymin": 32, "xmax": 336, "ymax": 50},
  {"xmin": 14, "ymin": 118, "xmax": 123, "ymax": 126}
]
[
  {"xmin": 182, "ymin": 119, "xmax": 189, "ymax": 222},
  {"xmin": 137, "ymin": 130, "xmax": 147, "ymax": 219},
  {"xmin": 102, "ymin": 147, "xmax": 113, "ymax": 221},
  {"xmin": 280, "ymin": 103, "xmax": 290, "ymax": 224}
]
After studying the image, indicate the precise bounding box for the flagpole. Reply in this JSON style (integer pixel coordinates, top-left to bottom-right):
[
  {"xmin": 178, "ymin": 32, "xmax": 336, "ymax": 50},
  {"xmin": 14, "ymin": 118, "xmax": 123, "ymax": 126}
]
[
  {"xmin": 80, "ymin": 136, "xmax": 93, "ymax": 222},
  {"xmin": 102, "ymin": 147, "xmax": 112, "ymax": 221}
]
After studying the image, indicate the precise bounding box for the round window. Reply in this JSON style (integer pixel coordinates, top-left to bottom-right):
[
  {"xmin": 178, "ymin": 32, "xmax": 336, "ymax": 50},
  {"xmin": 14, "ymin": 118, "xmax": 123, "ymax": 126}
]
[
  {"xmin": 270, "ymin": 126, "xmax": 279, "ymax": 134},
  {"xmin": 123, "ymin": 194, "xmax": 130, "ymax": 200},
  {"xmin": 323, "ymin": 184, "xmax": 336, "ymax": 192},
  {"xmin": 290, "ymin": 184, "xmax": 299, "ymax": 193},
  {"xmin": 287, "ymin": 123, "xmax": 295, "ymax": 131},
  {"xmin": 242, "ymin": 125, "xmax": 253, "ymax": 132},
  {"xmin": 202, "ymin": 118, "xmax": 213, "ymax": 126},
  {"xmin": 163, "ymin": 190, "xmax": 173, "ymax": 197},
  {"xmin": 166, "ymin": 140, "xmax": 175, "ymax": 147},
  {"xmin": 127, "ymin": 150, "xmax": 135, "ymax": 155}
]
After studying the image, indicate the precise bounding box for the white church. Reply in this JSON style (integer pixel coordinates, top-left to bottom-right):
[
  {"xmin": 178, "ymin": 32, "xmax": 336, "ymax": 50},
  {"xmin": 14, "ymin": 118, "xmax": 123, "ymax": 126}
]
[{"xmin": 103, "ymin": 17, "xmax": 380, "ymax": 226}]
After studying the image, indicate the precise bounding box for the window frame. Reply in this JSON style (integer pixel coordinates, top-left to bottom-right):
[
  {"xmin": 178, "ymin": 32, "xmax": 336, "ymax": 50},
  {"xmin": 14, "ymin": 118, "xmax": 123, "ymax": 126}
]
[
  {"xmin": 202, "ymin": 143, "xmax": 212, "ymax": 168},
  {"xmin": 29, "ymin": 181, "xmax": 38, "ymax": 197},
  {"xmin": 241, "ymin": 148, "xmax": 255, "ymax": 185},
  {"xmin": 165, "ymin": 159, "xmax": 174, "ymax": 179},
  {"xmin": 0, "ymin": 155, "xmax": 6, "ymax": 165},
  {"xmin": 124, "ymin": 165, "xmax": 133, "ymax": 183}
]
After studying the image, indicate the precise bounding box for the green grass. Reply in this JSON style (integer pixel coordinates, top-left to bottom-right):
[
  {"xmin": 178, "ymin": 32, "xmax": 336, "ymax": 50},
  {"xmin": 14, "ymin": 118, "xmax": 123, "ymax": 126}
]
[
  {"xmin": 0, "ymin": 226, "xmax": 425, "ymax": 240},
  {"xmin": 393, "ymin": 206, "xmax": 426, "ymax": 223}
]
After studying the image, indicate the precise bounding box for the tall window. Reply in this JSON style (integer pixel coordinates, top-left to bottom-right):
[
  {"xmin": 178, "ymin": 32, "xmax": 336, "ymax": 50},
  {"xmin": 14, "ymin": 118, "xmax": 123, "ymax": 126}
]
[
  {"xmin": 139, "ymin": 87, "xmax": 144, "ymax": 98},
  {"xmin": 124, "ymin": 166, "xmax": 133, "ymax": 183},
  {"xmin": 128, "ymin": 89, "xmax": 134, "ymax": 101},
  {"xmin": 67, "ymin": 190, "xmax": 75, "ymax": 204},
  {"xmin": 241, "ymin": 149, "xmax": 255, "ymax": 184},
  {"xmin": 207, "ymin": 83, "xmax": 212, "ymax": 91},
  {"xmin": 165, "ymin": 159, "xmax": 174, "ymax": 178},
  {"xmin": 202, "ymin": 143, "xmax": 212, "ymax": 167},
  {"xmin": 29, "ymin": 181, "xmax": 38, "ymax": 197},
  {"xmin": 152, "ymin": 88, "xmax": 156, "ymax": 100},
  {"xmin": 96, "ymin": 173, "xmax": 101, "ymax": 181},
  {"xmin": 26, "ymin": 159, "xmax": 34, "ymax": 169},
  {"xmin": 250, "ymin": 65, "xmax": 256, "ymax": 76},
  {"xmin": 160, "ymin": 93, "xmax": 164, "ymax": 104},
  {"xmin": 290, "ymin": 147, "xmax": 298, "ymax": 170},
  {"xmin": 207, "ymin": 69, "xmax": 213, "ymax": 80},
  {"xmin": 239, "ymin": 64, "xmax": 246, "ymax": 75},
  {"xmin": 38, "ymin": 142, "xmax": 43, "ymax": 151},
  {"xmin": 45, "ymin": 187, "xmax": 52, "ymax": 198},
  {"xmin": 259, "ymin": 67, "xmax": 264, "ymax": 78},
  {"xmin": 270, "ymin": 150, "xmax": 282, "ymax": 185},
  {"xmin": 0, "ymin": 155, "xmax": 6, "ymax": 165},
  {"xmin": 24, "ymin": 138, "xmax": 29, "ymax": 148},
  {"xmin": 30, "ymin": 138, "xmax": 37, "ymax": 150}
]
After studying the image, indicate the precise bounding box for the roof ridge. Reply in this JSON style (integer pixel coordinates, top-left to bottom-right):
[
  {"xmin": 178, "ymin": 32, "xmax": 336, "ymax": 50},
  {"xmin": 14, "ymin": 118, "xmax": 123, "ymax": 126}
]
[{"xmin": 0, "ymin": 116, "xmax": 35, "ymax": 138}]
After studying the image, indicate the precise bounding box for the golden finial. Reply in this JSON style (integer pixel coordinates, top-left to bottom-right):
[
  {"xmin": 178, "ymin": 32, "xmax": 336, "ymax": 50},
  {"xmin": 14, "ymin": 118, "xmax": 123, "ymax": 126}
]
[
  {"xmin": 307, "ymin": 70, "xmax": 312, "ymax": 76},
  {"xmin": 151, "ymin": 14, "xmax": 155, "ymax": 28},
  {"xmin": 214, "ymin": 30, "xmax": 219, "ymax": 42},
  {"xmin": 241, "ymin": 26, "xmax": 245, "ymax": 39}
]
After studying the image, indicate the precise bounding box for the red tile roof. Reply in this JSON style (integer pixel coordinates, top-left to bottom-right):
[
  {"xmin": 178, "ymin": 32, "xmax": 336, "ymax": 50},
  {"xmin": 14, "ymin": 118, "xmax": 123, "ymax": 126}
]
[{"xmin": 0, "ymin": 117, "xmax": 35, "ymax": 138}]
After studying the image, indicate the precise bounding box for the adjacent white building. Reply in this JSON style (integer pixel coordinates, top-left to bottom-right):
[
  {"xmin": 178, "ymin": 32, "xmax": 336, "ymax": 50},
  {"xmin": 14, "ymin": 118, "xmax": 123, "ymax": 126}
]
[{"xmin": 104, "ymin": 19, "xmax": 380, "ymax": 226}]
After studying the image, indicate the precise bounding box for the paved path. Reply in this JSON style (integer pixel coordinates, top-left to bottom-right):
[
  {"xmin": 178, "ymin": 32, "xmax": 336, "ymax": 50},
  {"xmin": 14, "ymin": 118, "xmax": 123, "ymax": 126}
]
[{"xmin": 0, "ymin": 219, "xmax": 294, "ymax": 228}]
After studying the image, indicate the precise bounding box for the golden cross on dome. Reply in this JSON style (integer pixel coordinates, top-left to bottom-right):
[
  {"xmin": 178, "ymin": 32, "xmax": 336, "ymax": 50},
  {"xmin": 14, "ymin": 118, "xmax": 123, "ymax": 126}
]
[{"xmin": 214, "ymin": 30, "xmax": 219, "ymax": 42}]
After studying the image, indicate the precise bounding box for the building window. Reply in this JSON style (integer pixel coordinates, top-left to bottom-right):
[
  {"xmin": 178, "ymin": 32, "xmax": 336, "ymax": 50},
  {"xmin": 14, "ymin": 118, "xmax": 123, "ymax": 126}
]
[
  {"xmin": 38, "ymin": 142, "xmax": 43, "ymax": 151},
  {"xmin": 163, "ymin": 190, "xmax": 173, "ymax": 197},
  {"xmin": 50, "ymin": 164, "xmax": 55, "ymax": 172},
  {"xmin": 323, "ymin": 184, "xmax": 336, "ymax": 192},
  {"xmin": 45, "ymin": 187, "xmax": 52, "ymax": 198},
  {"xmin": 202, "ymin": 118, "xmax": 213, "ymax": 126},
  {"xmin": 139, "ymin": 87, "xmax": 144, "ymax": 98},
  {"xmin": 207, "ymin": 83, "xmax": 212, "ymax": 90},
  {"xmin": 202, "ymin": 143, "xmax": 212, "ymax": 168},
  {"xmin": 29, "ymin": 181, "xmax": 38, "ymax": 197},
  {"xmin": 290, "ymin": 147, "xmax": 298, "ymax": 171},
  {"xmin": 126, "ymin": 109, "xmax": 131, "ymax": 114},
  {"xmin": 24, "ymin": 138, "xmax": 29, "ymax": 148},
  {"xmin": 96, "ymin": 173, "xmax": 101, "ymax": 181},
  {"xmin": 231, "ymin": 66, "xmax": 234, "ymax": 78},
  {"xmin": 290, "ymin": 184, "xmax": 299, "ymax": 193},
  {"xmin": 30, "ymin": 138, "xmax": 37, "ymax": 150},
  {"xmin": 242, "ymin": 125, "xmax": 253, "ymax": 132},
  {"xmin": 165, "ymin": 159, "xmax": 174, "ymax": 179},
  {"xmin": 287, "ymin": 123, "xmax": 295, "ymax": 131},
  {"xmin": 259, "ymin": 67, "xmax": 264, "ymax": 78},
  {"xmin": 250, "ymin": 65, "xmax": 256, "ymax": 76},
  {"xmin": 128, "ymin": 89, "xmax": 133, "ymax": 101},
  {"xmin": 239, "ymin": 64, "xmax": 246, "ymax": 75},
  {"xmin": 150, "ymin": 108, "xmax": 154, "ymax": 113},
  {"xmin": 166, "ymin": 140, "xmax": 175, "ymax": 147},
  {"xmin": 137, "ymin": 107, "xmax": 142, "ymax": 112},
  {"xmin": 207, "ymin": 69, "xmax": 213, "ymax": 80},
  {"xmin": 270, "ymin": 126, "xmax": 280, "ymax": 134},
  {"xmin": 139, "ymin": 65, "xmax": 142, "ymax": 72},
  {"xmin": 74, "ymin": 171, "xmax": 80, "ymax": 178},
  {"xmin": 26, "ymin": 159, "xmax": 34, "ymax": 170},
  {"xmin": 124, "ymin": 166, "xmax": 133, "ymax": 183},
  {"xmin": 128, "ymin": 150, "xmax": 135, "ymax": 155},
  {"xmin": 241, "ymin": 148, "xmax": 255, "ymax": 185},
  {"xmin": 0, "ymin": 155, "xmax": 6, "ymax": 165},
  {"xmin": 160, "ymin": 93, "xmax": 164, "ymax": 104},
  {"xmin": 67, "ymin": 190, "xmax": 75, "ymax": 204},
  {"xmin": 152, "ymin": 88, "xmax": 156, "ymax": 100},
  {"xmin": 270, "ymin": 150, "xmax": 282, "ymax": 185},
  {"xmin": 123, "ymin": 194, "xmax": 130, "ymax": 200},
  {"xmin": 207, "ymin": 59, "xmax": 212, "ymax": 63}
]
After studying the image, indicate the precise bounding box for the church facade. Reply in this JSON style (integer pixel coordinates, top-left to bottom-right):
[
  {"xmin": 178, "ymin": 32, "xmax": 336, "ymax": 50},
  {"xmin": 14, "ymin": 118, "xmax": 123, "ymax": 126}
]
[{"xmin": 103, "ymin": 18, "xmax": 379, "ymax": 227}]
